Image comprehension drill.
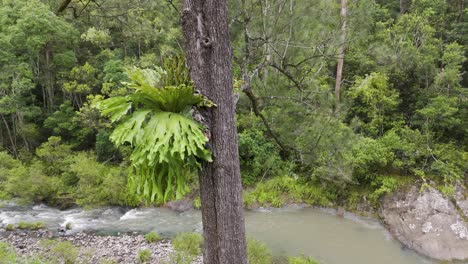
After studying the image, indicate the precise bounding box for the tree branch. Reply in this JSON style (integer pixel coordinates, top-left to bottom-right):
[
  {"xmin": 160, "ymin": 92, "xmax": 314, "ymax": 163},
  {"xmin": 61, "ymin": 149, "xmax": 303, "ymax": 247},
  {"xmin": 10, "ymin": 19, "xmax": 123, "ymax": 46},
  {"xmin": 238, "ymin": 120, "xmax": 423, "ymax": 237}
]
[
  {"xmin": 55, "ymin": 0, "xmax": 73, "ymax": 15},
  {"xmin": 241, "ymin": 82, "xmax": 297, "ymax": 158},
  {"xmin": 269, "ymin": 62, "xmax": 304, "ymax": 91}
]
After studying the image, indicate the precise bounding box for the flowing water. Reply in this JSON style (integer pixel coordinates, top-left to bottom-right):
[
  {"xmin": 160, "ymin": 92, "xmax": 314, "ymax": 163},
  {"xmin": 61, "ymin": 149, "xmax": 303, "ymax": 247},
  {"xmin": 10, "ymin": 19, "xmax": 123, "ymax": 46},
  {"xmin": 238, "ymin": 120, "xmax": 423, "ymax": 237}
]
[{"xmin": 0, "ymin": 202, "xmax": 454, "ymax": 264}]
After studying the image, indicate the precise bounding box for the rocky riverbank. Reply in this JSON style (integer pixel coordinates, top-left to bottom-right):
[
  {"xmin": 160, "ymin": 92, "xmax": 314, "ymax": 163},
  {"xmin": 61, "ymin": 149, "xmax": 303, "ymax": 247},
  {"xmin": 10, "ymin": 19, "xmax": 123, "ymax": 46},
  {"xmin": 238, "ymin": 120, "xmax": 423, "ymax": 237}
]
[
  {"xmin": 1, "ymin": 183, "xmax": 467, "ymax": 263},
  {"xmin": 380, "ymin": 185, "xmax": 468, "ymax": 261},
  {"xmin": 0, "ymin": 230, "xmax": 202, "ymax": 264}
]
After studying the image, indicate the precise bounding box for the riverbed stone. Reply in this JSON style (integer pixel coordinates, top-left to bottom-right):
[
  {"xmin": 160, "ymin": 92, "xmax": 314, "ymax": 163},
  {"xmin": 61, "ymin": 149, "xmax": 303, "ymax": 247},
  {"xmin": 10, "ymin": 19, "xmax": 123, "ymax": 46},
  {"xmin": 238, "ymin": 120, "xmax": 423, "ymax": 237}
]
[
  {"xmin": 0, "ymin": 231, "xmax": 203, "ymax": 264},
  {"xmin": 380, "ymin": 185, "xmax": 468, "ymax": 261},
  {"xmin": 163, "ymin": 198, "xmax": 194, "ymax": 212}
]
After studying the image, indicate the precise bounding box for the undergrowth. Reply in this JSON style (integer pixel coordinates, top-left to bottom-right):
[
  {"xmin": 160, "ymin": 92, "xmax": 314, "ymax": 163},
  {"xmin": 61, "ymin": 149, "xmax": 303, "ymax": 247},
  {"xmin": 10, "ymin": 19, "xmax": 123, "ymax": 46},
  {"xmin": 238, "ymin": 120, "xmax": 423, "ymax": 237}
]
[{"xmin": 244, "ymin": 176, "xmax": 337, "ymax": 208}]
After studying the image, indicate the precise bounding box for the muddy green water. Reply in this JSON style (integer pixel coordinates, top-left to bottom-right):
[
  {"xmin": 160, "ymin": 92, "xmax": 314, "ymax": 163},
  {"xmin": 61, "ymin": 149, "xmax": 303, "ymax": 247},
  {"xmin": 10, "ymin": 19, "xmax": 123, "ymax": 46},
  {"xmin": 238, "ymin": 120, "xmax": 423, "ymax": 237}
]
[
  {"xmin": 245, "ymin": 207, "xmax": 436, "ymax": 264},
  {"xmin": 0, "ymin": 203, "xmax": 452, "ymax": 264}
]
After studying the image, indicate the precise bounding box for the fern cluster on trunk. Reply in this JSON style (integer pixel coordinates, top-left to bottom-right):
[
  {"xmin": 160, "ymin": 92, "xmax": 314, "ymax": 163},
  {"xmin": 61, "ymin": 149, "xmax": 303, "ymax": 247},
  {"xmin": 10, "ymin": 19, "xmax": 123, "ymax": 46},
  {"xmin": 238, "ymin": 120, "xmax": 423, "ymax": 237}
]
[{"xmin": 94, "ymin": 67, "xmax": 211, "ymax": 204}]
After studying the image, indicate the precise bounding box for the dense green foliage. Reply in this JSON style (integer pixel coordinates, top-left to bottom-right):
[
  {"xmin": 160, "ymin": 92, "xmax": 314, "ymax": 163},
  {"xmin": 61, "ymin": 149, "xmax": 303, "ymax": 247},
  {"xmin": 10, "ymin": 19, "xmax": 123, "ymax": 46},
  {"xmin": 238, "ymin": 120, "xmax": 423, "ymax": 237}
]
[
  {"xmin": 247, "ymin": 238, "xmax": 273, "ymax": 264},
  {"xmin": 0, "ymin": 240, "xmax": 83, "ymax": 264},
  {"xmin": 0, "ymin": 137, "xmax": 138, "ymax": 208},
  {"xmin": 0, "ymin": 0, "xmax": 466, "ymax": 209},
  {"xmin": 0, "ymin": 242, "xmax": 44, "ymax": 264},
  {"xmin": 169, "ymin": 232, "xmax": 203, "ymax": 264},
  {"xmin": 17, "ymin": 221, "xmax": 45, "ymax": 230},
  {"xmin": 136, "ymin": 249, "xmax": 152, "ymax": 263},
  {"xmin": 244, "ymin": 176, "xmax": 336, "ymax": 208},
  {"xmin": 145, "ymin": 231, "xmax": 162, "ymax": 243},
  {"xmin": 288, "ymin": 256, "xmax": 320, "ymax": 264}
]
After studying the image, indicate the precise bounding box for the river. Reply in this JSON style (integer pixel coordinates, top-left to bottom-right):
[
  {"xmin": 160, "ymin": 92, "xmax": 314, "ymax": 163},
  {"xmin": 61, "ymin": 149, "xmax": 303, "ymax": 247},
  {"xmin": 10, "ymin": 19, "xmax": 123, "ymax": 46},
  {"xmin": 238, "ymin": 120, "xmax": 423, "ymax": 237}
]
[{"xmin": 0, "ymin": 203, "xmax": 450, "ymax": 264}]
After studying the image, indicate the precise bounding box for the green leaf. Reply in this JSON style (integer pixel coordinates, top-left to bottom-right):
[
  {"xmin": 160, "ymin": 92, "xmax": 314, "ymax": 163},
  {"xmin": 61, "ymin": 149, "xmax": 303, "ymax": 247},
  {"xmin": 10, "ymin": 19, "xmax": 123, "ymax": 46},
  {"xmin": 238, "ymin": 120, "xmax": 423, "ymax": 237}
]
[
  {"xmin": 94, "ymin": 96, "xmax": 132, "ymax": 123},
  {"xmin": 96, "ymin": 67, "xmax": 212, "ymax": 204}
]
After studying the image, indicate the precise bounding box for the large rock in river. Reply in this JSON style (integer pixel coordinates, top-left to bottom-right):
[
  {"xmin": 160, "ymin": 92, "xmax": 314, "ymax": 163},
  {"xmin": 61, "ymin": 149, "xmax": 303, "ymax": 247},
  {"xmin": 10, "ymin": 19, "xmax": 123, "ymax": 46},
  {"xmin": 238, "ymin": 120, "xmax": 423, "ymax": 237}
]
[
  {"xmin": 455, "ymin": 183, "xmax": 468, "ymax": 218},
  {"xmin": 380, "ymin": 186, "xmax": 468, "ymax": 261}
]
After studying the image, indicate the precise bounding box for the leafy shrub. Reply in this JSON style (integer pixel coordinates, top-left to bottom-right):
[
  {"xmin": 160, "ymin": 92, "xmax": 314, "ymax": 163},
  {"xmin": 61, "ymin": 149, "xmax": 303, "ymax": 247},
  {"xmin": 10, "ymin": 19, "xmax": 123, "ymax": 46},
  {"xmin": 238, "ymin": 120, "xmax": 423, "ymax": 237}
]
[
  {"xmin": 0, "ymin": 152, "xmax": 21, "ymax": 200},
  {"xmin": 69, "ymin": 152, "xmax": 113, "ymax": 205},
  {"xmin": 244, "ymin": 176, "xmax": 336, "ymax": 208},
  {"xmin": 247, "ymin": 238, "xmax": 272, "ymax": 264},
  {"xmin": 35, "ymin": 136, "xmax": 73, "ymax": 177},
  {"xmin": 0, "ymin": 151, "xmax": 21, "ymax": 173},
  {"xmin": 168, "ymin": 252, "xmax": 193, "ymax": 264},
  {"xmin": 350, "ymin": 127, "xmax": 467, "ymax": 196},
  {"xmin": 2, "ymin": 157, "xmax": 64, "ymax": 205},
  {"xmin": 0, "ymin": 139, "xmax": 139, "ymax": 208},
  {"xmin": 0, "ymin": 242, "xmax": 47, "ymax": 264},
  {"xmin": 168, "ymin": 232, "xmax": 203, "ymax": 264},
  {"xmin": 81, "ymin": 27, "xmax": 111, "ymax": 46},
  {"xmin": 40, "ymin": 240, "xmax": 78, "ymax": 264},
  {"xmin": 369, "ymin": 176, "xmax": 399, "ymax": 203},
  {"xmin": 238, "ymin": 127, "xmax": 289, "ymax": 186},
  {"xmin": 99, "ymin": 258, "xmax": 118, "ymax": 264},
  {"xmin": 95, "ymin": 129, "xmax": 122, "ymax": 162},
  {"xmin": 172, "ymin": 232, "xmax": 203, "ymax": 256},
  {"xmin": 350, "ymin": 137, "xmax": 395, "ymax": 184},
  {"xmin": 17, "ymin": 221, "xmax": 45, "ymax": 230},
  {"xmin": 68, "ymin": 152, "xmax": 138, "ymax": 208},
  {"xmin": 193, "ymin": 196, "xmax": 201, "ymax": 209},
  {"xmin": 288, "ymin": 255, "xmax": 320, "ymax": 264},
  {"xmin": 137, "ymin": 249, "xmax": 152, "ymax": 263},
  {"xmin": 43, "ymin": 101, "xmax": 94, "ymax": 149},
  {"xmin": 347, "ymin": 72, "xmax": 401, "ymax": 137},
  {"xmin": 0, "ymin": 242, "xmax": 17, "ymax": 263},
  {"xmin": 145, "ymin": 231, "xmax": 161, "ymax": 243},
  {"xmin": 297, "ymin": 118, "xmax": 357, "ymax": 184},
  {"xmin": 439, "ymin": 184, "xmax": 456, "ymax": 198}
]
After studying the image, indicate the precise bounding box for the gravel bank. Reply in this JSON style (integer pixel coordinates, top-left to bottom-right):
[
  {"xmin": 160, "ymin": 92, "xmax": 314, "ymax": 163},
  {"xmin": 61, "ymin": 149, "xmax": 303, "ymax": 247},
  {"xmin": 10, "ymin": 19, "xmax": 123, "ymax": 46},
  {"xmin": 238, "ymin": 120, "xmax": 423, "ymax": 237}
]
[{"xmin": 0, "ymin": 230, "xmax": 202, "ymax": 263}]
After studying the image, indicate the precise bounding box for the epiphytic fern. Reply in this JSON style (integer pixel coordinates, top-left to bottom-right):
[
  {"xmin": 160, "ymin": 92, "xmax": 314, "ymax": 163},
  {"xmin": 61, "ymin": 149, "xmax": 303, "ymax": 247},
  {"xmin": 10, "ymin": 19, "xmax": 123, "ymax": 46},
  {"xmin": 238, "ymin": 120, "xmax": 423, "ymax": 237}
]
[{"xmin": 94, "ymin": 66, "xmax": 211, "ymax": 204}]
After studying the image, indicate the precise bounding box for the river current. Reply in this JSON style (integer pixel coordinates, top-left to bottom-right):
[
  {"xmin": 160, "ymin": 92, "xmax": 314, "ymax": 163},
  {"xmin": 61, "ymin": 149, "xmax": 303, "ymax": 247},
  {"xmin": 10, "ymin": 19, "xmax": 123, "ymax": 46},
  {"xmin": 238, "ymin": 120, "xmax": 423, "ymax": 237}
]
[{"xmin": 0, "ymin": 203, "xmax": 451, "ymax": 264}]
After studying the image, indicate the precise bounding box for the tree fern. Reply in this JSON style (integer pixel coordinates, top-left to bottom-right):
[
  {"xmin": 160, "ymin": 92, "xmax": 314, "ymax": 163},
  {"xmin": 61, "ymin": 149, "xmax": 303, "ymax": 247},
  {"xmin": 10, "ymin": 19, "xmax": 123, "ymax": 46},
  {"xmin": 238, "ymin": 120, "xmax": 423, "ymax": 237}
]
[{"xmin": 94, "ymin": 66, "xmax": 211, "ymax": 204}]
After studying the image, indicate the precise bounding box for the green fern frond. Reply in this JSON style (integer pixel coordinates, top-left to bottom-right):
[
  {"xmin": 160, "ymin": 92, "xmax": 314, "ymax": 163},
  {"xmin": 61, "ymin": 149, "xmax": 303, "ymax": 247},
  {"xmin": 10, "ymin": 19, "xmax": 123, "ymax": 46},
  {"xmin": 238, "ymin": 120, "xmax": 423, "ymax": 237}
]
[
  {"xmin": 126, "ymin": 67, "xmax": 165, "ymax": 88},
  {"xmin": 94, "ymin": 66, "xmax": 212, "ymax": 204},
  {"xmin": 94, "ymin": 96, "xmax": 132, "ymax": 123},
  {"xmin": 110, "ymin": 109, "xmax": 150, "ymax": 146}
]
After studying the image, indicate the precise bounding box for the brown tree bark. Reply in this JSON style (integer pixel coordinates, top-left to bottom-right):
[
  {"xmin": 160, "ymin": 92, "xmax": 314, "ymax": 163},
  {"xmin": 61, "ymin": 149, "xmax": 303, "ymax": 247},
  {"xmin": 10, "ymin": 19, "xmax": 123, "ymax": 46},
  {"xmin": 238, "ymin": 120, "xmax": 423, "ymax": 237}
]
[
  {"xmin": 181, "ymin": 1, "xmax": 248, "ymax": 264},
  {"xmin": 55, "ymin": 0, "xmax": 73, "ymax": 15},
  {"xmin": 43, "ymin": 42, "xmax": 55, "ymax": 111},
  {"xmin": 399, "ymin": 0, "xmax": 413, "ymax": 14},
  {"xmin": 1, "ymin": 114, "xmax": 17, "ymax": 157},
  {"xmin": 39, "ymin": 1, "xmax": 71, "ymax": 111},
  {"xmin": 334, "ymin": 0, "xmax": 347, "ymax": 114}
]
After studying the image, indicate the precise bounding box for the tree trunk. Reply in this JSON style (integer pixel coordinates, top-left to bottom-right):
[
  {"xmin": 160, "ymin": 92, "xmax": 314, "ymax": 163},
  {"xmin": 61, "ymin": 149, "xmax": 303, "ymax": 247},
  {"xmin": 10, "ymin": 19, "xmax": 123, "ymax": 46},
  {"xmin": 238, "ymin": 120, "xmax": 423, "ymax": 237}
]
[
  {"xmin": 37, "ymin": 0, "xmax": 71, "ymax": 111},
  {"xmin": 334, "ymin": 0, "xmax": 347, "ymax": 114},
  {"xmin": 181, "ymin": 1, "xmax": 248, "ymax": 264},
  {"xmin": 55, "ymin": 0, "xmax": 73, "ymax": 15},
  {"xmin": 43, "ymin": 42, "xmax": 55, "ymax": 111},
  {"xmin": 457, "ymin": 0, "xmax": 464, "ymax": 22},
  {"xmin": 1, "ymin": 114, "xmax": 17, "ymax": 157},
  {"xmin": 400, "ymin": 0, "xmax": 412, "ymax": 14}
]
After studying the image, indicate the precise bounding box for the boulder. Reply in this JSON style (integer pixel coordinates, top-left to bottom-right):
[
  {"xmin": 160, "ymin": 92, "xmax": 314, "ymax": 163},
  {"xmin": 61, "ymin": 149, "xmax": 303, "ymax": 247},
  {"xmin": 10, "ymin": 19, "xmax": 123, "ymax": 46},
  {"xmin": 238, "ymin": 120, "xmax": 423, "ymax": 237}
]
[
  {"xmin": 380, "ymin": 186, "xmax": 468, "ymax": 261},
  {"xmin": 455, "ymin": 183, "xmax": 468, "ymax": 218},
  {"xmin": 163, "ymin": 198, "xmax": 193, "ymax": 212}
]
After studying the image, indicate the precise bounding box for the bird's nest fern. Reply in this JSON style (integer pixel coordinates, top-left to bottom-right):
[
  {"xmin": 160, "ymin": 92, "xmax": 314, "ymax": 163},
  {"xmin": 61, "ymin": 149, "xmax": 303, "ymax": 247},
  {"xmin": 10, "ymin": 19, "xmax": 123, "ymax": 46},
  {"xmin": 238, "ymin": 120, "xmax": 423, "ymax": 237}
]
[{"xmin": 94, "ymin": 67, "xmax": 212, "ymax": 204}]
